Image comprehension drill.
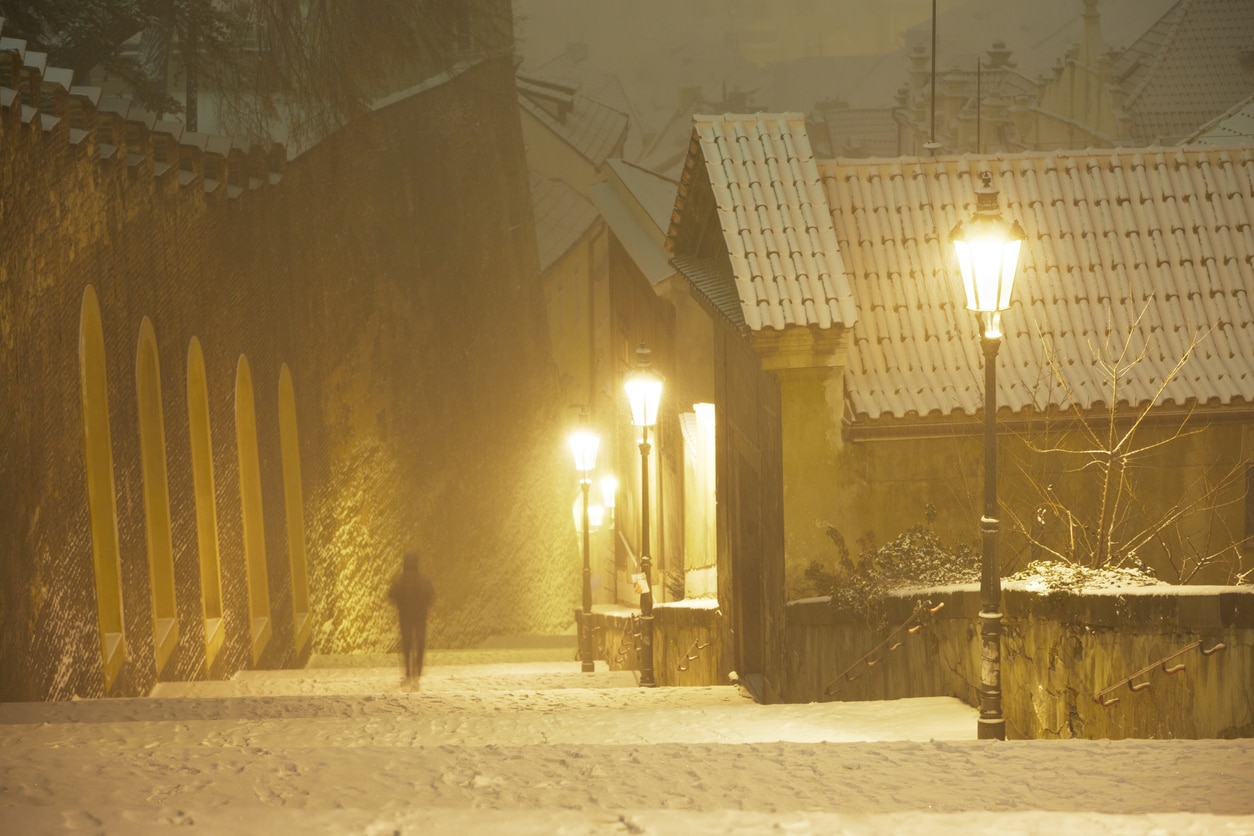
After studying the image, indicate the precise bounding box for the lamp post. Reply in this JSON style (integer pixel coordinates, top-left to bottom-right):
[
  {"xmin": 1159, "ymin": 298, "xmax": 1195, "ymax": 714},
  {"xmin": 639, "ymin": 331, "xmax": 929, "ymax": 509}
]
[
  {"xmin": 950, "ymin": 171, "xmax": 1025, "ymax": 741},
  {"xmin": 624, "ymin": 342, "xmax": 663, "ymax": 688},
  {"xmin": 569, "ymin": 416, "xmax": 600, "ymax": 674}
]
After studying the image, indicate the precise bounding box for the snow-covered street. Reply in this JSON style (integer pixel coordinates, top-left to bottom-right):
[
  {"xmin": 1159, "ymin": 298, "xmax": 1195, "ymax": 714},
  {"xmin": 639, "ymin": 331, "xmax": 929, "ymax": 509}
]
[{"xmin": 2, "ymin": 645, "xmax": 1252, "ymax": 835}]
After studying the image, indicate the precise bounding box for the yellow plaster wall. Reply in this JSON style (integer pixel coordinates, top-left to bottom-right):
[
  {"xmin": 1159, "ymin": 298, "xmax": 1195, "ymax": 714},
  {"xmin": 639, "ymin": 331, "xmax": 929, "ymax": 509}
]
[{"xmin": 797, "ymin": 419, "xmax": 1252, "ymax": 596}]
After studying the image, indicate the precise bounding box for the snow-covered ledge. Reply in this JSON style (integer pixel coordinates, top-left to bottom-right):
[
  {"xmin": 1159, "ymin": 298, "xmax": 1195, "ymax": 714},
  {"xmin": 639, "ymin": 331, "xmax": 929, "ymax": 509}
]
[{"xmin": 783, "ymin": 584, "xmax": 1254, "ymax": 740}]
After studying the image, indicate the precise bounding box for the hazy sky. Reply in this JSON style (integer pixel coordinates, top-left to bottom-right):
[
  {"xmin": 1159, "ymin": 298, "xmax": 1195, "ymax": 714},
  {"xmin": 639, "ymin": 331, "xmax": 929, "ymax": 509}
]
[{"xmin": 515, "ymin": 0, "xmax": 1178, "ymax": 127}]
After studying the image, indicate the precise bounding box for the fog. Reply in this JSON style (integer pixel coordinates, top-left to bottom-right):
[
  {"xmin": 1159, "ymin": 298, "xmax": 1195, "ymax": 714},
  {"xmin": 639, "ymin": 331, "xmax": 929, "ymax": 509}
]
[{"xmin": 515, "ymin": 0, "xmax": 1177, "ymax": 135}]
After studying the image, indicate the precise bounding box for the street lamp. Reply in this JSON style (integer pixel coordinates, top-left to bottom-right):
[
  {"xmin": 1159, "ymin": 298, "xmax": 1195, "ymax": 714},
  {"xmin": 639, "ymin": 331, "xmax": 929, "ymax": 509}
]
[
  {"xmin": 569, "ymin": 415, "xmax": 600, "ymax": 673},
  {"xmin": 950, "ymin": 171, "xmax": 1025, "ymax": 741},
  {"xmin": 624, "ymin": 342, "xmax": 663, "ymax": 687}
]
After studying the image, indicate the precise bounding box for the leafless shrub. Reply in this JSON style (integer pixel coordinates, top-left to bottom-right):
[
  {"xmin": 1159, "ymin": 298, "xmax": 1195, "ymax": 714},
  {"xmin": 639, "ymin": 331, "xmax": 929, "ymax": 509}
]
[{"xmin": 1006, "ymin": 299, "xmax": 1249, "ymax": 584}]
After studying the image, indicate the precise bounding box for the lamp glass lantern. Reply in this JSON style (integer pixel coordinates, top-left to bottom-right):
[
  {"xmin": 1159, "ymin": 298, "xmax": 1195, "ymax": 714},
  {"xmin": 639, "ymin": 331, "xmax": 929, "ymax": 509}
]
[
  {"xmin": 950, "ymin": 173, "xmax": 1026, "ymax": 339},
  {"xmin": 569, "ymin": 428, "xmax": 600, "ymax": 476},
  {"xmin": 624, "ymin": 350, "xmax": 663, "ymax": 429}
]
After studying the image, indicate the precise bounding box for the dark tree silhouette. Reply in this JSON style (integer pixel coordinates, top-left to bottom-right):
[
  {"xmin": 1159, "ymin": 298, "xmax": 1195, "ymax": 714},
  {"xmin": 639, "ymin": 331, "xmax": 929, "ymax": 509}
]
[{"xmin": 0, "ymin": 0, "xmax": 511, "ymax": 141}]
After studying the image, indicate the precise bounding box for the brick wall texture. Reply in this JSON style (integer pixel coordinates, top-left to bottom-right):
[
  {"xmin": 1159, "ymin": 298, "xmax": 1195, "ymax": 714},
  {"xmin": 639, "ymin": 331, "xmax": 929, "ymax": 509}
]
[{"xmin": 0, "ymin": 57, "xmax": 582, "ymax": 701}]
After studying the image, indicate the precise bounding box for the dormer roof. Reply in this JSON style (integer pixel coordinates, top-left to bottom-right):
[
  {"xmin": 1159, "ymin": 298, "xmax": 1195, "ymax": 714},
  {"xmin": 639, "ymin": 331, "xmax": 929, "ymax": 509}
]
[{"xmin": 668, "ymin": 112, "xmax": 858, "ymax": 332}]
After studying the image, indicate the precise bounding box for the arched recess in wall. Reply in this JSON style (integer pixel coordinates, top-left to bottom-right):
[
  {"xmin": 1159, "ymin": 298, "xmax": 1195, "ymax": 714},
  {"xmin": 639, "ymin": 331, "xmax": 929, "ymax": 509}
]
[
  {"xmin": 277, "ymin": 364, "xmax": 312, "ymax": 654},
  {"xmin": 235, "ymin": 355, "xmax": 272, "ymax": 664},
  {"xmin": 187, "ymin": 337, "xmax": 225, "ymax": 669},
  {"xmin": 79, "ymin": 285, "xmax": 126, "ymax": 692},
  {"xmin": 136, "ymin": 317, "xmax": 180, "ymax": 676}
]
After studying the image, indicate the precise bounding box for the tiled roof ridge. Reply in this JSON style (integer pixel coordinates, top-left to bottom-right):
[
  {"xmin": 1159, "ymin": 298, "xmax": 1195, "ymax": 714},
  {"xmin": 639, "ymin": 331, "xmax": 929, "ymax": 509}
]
[{"xmin": 0, "ymin": 19, "xmax": 285, "ymax": 199}]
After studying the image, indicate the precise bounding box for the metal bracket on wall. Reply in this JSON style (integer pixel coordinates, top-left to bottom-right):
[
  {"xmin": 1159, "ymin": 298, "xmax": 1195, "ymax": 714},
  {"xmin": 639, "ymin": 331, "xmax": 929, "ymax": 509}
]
[
  {"xmin": 1094, "ymin": 640, "xmax": 1226, "ymax": 708},
  {"xmin": 676, "ymin": 638, "xmax": 713, "ymax": 672},
  {"xmin": 823, "ymin": 601, "xmax": 945, "ymax": 698},
  {"xmin": 613, "ymin": 614, "xmax": 641, "ymax": 667}
]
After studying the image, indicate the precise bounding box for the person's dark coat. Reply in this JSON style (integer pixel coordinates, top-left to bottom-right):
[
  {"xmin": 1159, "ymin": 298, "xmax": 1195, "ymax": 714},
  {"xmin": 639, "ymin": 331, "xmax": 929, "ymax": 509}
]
[{"xmin": 389, "ymin": 553, "xmax": 433, "ymax": 681}]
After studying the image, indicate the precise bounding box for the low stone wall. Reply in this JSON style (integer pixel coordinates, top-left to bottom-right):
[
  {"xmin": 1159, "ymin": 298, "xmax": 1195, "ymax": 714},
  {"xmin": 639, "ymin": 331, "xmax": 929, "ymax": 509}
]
[
  {"xmin": 783, "ymin": 584, "xmax": 1254, "ymax": 740},
  {"xmin": 587, "ymin": 602, "xmax": 726, "ymax": 687}
]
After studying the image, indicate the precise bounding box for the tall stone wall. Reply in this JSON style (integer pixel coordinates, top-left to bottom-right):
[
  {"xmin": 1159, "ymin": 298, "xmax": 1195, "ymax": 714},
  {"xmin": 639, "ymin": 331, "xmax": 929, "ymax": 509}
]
[
  {"xmin": 784, "ymin": 586, "xmax": 1254, "ymax": 739},
  {"xmin": 0, "ymin": 57, "xmax": 580, "ymax": 701}
]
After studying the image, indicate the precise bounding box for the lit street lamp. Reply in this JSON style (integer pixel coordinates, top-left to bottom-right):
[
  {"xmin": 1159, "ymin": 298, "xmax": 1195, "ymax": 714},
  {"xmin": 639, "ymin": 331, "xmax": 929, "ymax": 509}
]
[
  {"xmin": 624, "ymin": 343, "xmax": 663, "ymax": 688},
  {"xmin": 569, "ymin": 415, "xmax": 600, "ymax": 674},
  {"xmin": 950, "ymin": 171, "xmax": 1025, "ymax": 741}
]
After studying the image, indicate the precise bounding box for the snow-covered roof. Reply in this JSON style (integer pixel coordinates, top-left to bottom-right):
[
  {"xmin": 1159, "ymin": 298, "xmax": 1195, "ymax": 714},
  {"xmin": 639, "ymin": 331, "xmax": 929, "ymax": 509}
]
[
  {"xmin": 669, "ymin": 112, "xmax": 859, "ymax": 333},
  {"xmin": 588, "ymin": 159, "xmax": 678, "ymax": 285},
  {"xmin": 531, "ymin": 51, "xmax": 646, "ymax": 162},
  {"xmin": 518, "ymin": 78, "xmax": 629, "ymax": 170},
  {"xmin": 825, "ymin": 147, "xmax": 1254, "ymax": 421},
  {"xmin": 1186, "ymin": 95, "xmax": 1254, "ymax": 147},
  {"xmin": 1110, "ymin": 0, "xmax": 1254, "ymax": 144},
  {"xmin": 811, "ymin": 106, "xmax": 900, "ymax": 160},
  {"xmin": 669, "ymin": 111, "xmax": 1254, "ymax": 422},
  {"xmin": 529, "ymin": 173, "xmax": 599, "ymax": 272},
  {"xmin": 605, "ymin": 158, "xmax": 677, "ymax": 233}
]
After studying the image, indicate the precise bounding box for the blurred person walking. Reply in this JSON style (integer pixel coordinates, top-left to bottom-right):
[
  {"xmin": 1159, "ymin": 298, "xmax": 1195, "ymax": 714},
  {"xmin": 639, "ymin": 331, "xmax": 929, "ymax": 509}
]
[{"xmin": 389, "ymin": 552, "xmax": 434, "ymax": 686}]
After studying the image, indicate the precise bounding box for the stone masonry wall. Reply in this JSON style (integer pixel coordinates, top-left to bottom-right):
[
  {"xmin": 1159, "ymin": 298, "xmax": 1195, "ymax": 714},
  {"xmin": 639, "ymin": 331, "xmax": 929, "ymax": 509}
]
[
  {"xmin": 0, "ymin": 56, "xmax": 580, "ymax": 701},
  {"xmin": 783, "ymin": 586, "xmax": 1254, "ymax": 739}
]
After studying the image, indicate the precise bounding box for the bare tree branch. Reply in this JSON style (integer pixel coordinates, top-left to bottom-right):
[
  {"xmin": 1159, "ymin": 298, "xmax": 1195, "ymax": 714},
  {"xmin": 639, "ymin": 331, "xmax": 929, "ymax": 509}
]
[
  {"xmin": 0, "ymin": 0, "xmax": 514, "ymax": 143},
  {"xmin": 1007, "ymin": 295, "xmax": 1249, "ymax": 581}
]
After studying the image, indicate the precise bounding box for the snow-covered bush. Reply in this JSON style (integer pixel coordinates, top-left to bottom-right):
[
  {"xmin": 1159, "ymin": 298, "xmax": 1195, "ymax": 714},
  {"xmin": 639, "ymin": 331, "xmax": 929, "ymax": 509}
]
[{"xmin": 804, "ymin": 512, "xmax": 978, "ymax": 625}]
